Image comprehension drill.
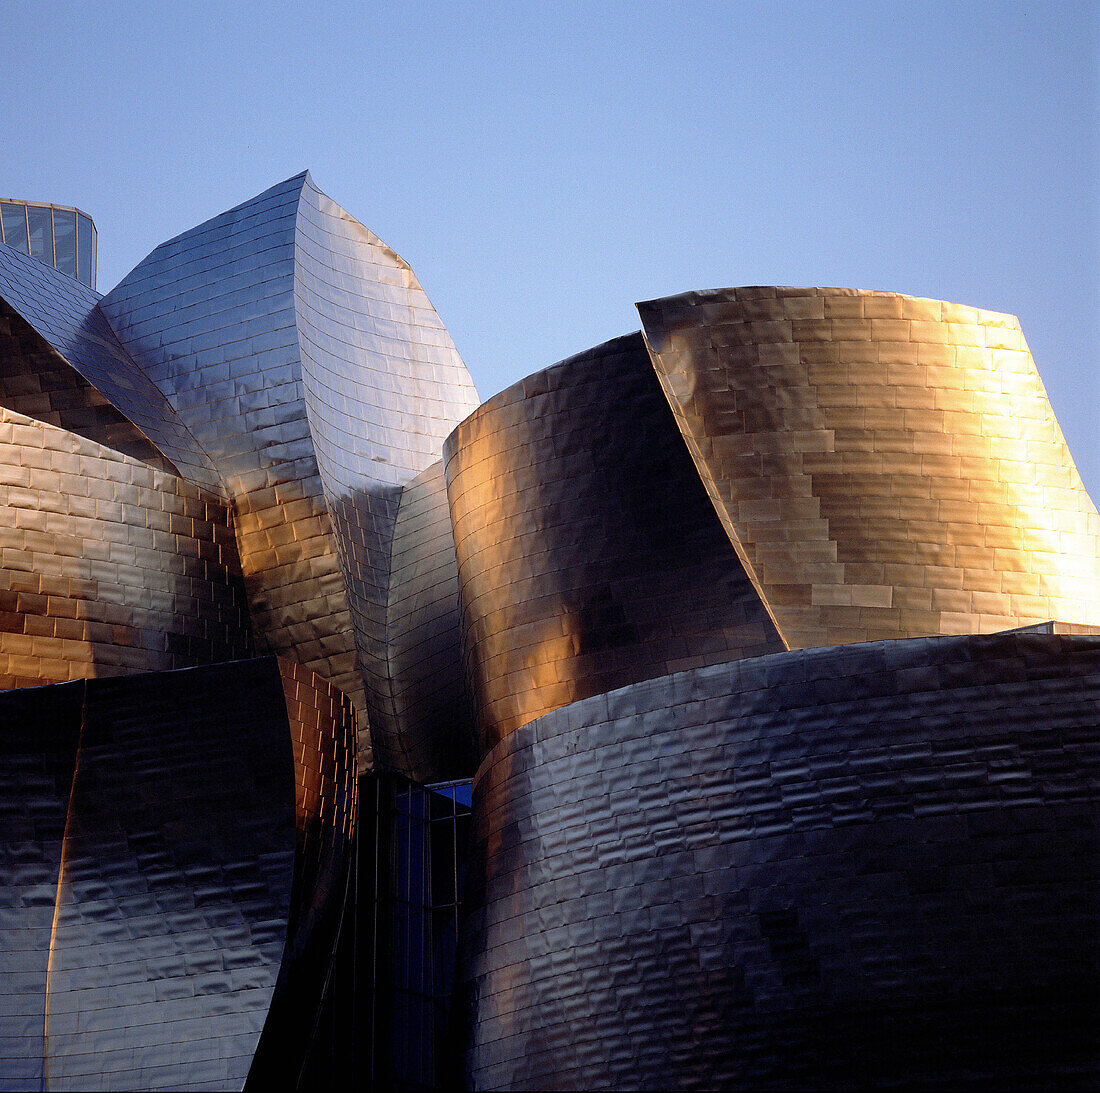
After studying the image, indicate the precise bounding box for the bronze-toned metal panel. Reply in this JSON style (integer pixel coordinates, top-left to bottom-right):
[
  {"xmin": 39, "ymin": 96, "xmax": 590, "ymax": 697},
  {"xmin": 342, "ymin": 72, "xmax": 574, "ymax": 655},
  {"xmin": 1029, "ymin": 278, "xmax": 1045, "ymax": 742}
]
[
  {"xmin": 638, "ymin": 288, "xmax": 1100, "ymax": 647},
  {"xmin": 443, "ymin": 332, "xmax": 783, "ymax": 756},
  {"xmin": 0, "ymin": 406, "xmax": 250, "ymax": 689},
  {"xmin": 465, "ymin": 631, "xmax": 1100, "ymax": 1089}
]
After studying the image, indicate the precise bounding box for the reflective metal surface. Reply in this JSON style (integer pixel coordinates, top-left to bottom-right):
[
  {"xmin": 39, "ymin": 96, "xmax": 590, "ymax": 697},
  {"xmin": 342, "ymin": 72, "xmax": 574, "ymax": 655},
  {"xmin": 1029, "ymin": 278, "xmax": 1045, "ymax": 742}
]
[
  {"xmin": 0, "ymin": 405, "xmax": 251, "ymax": 689},
  {"xmin": 379, "ymin": 460, "xmax": 475, "ymax": 782},
  {"xmin": 0, "ymin": 656, "xmax": 356, "ymax": 1092},
  {"xmin": 463, "ymin": 631, "xmax": 1100, "ymax": 1090},
  {"xmin": 443, "ymin": 332, "xmax": 783, "ymax": 756},
  {"xmin": 638, "ymin": 287, "xmax": 1100, "ymax": 647},
  {"xmin": 0, "ymin": 242, "xmax": 222, "ymax": 494},
  {"xmin": 99, "ymin": 174, "xmax": 480, "ymax": 763}
]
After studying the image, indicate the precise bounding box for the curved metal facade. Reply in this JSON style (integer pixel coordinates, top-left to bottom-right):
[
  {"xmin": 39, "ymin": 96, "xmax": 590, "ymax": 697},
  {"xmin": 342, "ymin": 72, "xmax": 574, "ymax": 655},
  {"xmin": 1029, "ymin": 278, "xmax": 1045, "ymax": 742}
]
[
  {"xmin": 98, "ymin": 173, "xmax": 480, "ymax": 763},
  {"xmin": 443, "ymin": 332, "xmax": 783, "ymax": 754},
  {"xmin": 379, "ymin": 460, "xmax": 475, "ymax": 781},
  {"xmin": 638, "ymin": 287, "xmax": 1100, "ymax": 647},
  {"xmin": 463, "ymin": 631, "xmax": 1100, "ymax": 1090},
  {"xmin": 0, "ymin": 656, "xmax": 356, "ymax": 1092},
  {"xmin": 0, "ymin": 406, "xmax": 251, "ymax": 689},
  {"xmin": 3, "ymin": 167, "xmax": 1099, "ymax": 1090}
]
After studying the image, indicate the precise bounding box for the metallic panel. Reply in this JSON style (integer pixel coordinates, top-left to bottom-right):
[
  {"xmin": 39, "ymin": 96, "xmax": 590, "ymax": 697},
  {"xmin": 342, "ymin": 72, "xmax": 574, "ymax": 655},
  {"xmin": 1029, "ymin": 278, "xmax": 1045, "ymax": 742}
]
[
  {"xmin": 99, "ymin": 173, "xmax": 481, "ymax": 764},
  {"xmin": 0, "ymin": 682, "xmax": 83, "ymax": 1091},
  {"xmin": 0, "ymin": 656, "xmax": 357, "ymax": 1091},
  {"xmin": 293, "ymin": 178, "xmax": 479, "ymax": 769},
  {"xmin": 0, "ymin": 242, "xmax": 222, "ymax": 495},
  {"xmin": 442, "ymin": 332, "xmax": 783, "ymax": 755},
  {"xmin": 638, "ymin": 287, "xmax": 1100, "ymax": 647},
  {"xmin": 0, "ymin": 406, "xmax": 251, "ymax": 688},
  {"xmin": 44, "ymin": 660, "xmax": 297, "ymax": 1091},
  {"xmin": 377, "ymin": 460, "xmax": 475, "ymax": 782},
  {"xmin": 99, "ymin": 174, "xmax": 367, "ymax": 740},
  {"xmin": 464, "ymin": 631, "xmax": 1100, "ymax": 1090},
  {"xmin": 0, "ymin": 299, "xmax": 179, "ymax": 476}
]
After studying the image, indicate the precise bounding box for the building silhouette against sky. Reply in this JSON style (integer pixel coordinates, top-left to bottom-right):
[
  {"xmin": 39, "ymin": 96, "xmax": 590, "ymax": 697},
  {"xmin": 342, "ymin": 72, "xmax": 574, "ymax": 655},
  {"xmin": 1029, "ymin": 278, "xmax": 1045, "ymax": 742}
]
[{"xmin": 0, "ymin": 176, "xmax": 1097, "ymax": 1091}]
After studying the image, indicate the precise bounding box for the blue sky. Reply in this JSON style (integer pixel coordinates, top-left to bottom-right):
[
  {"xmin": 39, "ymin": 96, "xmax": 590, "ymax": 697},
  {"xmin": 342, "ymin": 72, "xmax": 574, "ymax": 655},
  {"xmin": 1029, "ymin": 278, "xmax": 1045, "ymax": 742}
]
[{"xmin": 3, "ymin": 0, "xmax": 1098, "ymax": 493}]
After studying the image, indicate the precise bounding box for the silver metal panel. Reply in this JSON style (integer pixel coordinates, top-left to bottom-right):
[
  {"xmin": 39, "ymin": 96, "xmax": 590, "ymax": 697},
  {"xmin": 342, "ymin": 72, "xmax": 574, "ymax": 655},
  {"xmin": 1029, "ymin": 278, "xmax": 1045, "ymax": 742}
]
[
  {"xmin": 0, "ymin": 242, "xmax": 222, "ymax": 495},
  {"xmin": 294, "ymin": 177, "xmax": 480, "ymax": 770},
  {"xmin": 99, "ymin": 175, "xmax": 367, "ymax": 742},
  {"xmin": 465, "ymin": 631, "xmax": 1100, "ymax": 1089},
  {"xmin": 377, "ymin": 460, "xmax": 474, "ymax": 781}
]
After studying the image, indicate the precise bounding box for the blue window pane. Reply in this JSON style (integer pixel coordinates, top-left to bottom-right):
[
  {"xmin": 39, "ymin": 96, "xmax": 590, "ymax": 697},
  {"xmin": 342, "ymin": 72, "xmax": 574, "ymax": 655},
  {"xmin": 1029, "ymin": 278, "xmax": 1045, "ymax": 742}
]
[
  {"xmin": 27, "ymin": 206, "xmax": 54, "ymax": 267},
  {"xmin": 54, "ymin": 209, "xmax": 77, "ymax": 277},
  {"xmin": 1, "ymin": 204, "xmax": 28, "ymax": 251}
]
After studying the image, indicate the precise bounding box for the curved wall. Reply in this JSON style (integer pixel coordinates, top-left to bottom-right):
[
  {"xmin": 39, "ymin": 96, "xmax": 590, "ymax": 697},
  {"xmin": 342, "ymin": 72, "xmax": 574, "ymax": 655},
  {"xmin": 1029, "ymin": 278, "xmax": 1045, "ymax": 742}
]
[
  {"xmin": 0, "ymin": 657, "xmax": 357, "ymax": 1091},
  {"xmin": 293, "ymin": 179, "xmax": 479, "ymax": 771},
  {"xmin": 638, "ymin": 287, "xmax": 1100, "ymax": 648},
  {"xmin": 443, "ymin": 332, "xmax": 783, "ymax": 755},
  {"xmin": 99, "ymin": 174, "xmax": 368, "ymax": 742},
  {"xmin": 464, "ymin": 632, "xmax": 1100, "ymax": 1090},
  {"xmin": 379, "ymin": 460, "xmax": 474, "ymax": 781},
  {"xmin": 0, "ymin": 406, "xmax": 251, "ymax": 689}
]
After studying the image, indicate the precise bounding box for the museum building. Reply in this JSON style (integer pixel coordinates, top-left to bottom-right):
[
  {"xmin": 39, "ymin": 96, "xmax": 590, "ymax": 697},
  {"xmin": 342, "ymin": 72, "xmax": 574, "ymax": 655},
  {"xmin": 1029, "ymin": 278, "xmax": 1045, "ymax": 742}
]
[{"xmin": 0, "ymin": 174, "xmax": 1097, "ymax": 1090}]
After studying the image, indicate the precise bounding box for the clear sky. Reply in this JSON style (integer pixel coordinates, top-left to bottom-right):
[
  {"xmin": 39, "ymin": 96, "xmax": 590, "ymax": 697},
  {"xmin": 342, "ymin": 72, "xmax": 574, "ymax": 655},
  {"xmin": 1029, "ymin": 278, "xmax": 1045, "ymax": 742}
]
[{"xmin": 3, "ymin": 0, "xmax": 1098, "ymax": 494}]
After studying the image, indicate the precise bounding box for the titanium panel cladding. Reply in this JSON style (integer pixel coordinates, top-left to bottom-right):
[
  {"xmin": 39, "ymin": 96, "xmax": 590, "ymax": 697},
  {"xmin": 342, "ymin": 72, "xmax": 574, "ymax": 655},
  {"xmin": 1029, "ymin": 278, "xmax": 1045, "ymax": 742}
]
[
  {"xmin": 464, "ymin": 631, "xmax": 1100, "ymax": 1090},
  {"xmin": 443, "ymin": 332, "xmax": 782, "ymax": 756},
  {"xmin": 0, "ymin": 406, "xmax": 251, "ymax": 689},
  {"xmin": 0, "ymin": 242, "xmax": 222, "ymax": 494},
  {"xmin": 99, "ymin": 174, "xmax": 367, "ymax": 738},
  {"xmin": 293, "ymin": 177, "xmax": 479, "ymax": 770},
  {"xmin": 0, "ymin": 657, "xmax": 358, "ymax": 1091},
  {"xmin": 377, "ymin": 460, "xmax": 475, "ymax": 783},
  {"xmin": 638, "ymin": 287, "xmax": 1100, "ymax": 647}
]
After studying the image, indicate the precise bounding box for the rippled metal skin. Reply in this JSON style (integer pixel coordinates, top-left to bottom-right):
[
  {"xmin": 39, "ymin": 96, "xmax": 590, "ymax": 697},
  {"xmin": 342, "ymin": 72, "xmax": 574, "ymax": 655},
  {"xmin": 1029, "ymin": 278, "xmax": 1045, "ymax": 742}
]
[
  {"xmin": 0, "ymin": 242, "xmax": 222, "ymax": 495},
  {"xmin": 0, "ymin": 406, "xmax": 251, "ymax": 688},
  {"xmin": 463, "ymin": 631, "xmax": 1100, "ymax": 1090},
  {"xmin": 443, "ymin": 332, "xmax": 783, "ymax": 755},
  {"xmin": 100, "ymin": 174, "xmax": 480, "ymax": 763},
  {"xmin": 378, "ymin": 460, "xmax": 475, "ymax": 781},
  {"xmin": 0, "ymin": 684, "xmax": 83, "ymax": 1090},
  {"xmin": 0, "ymin": 656, "xmax": 356, "ymax": 1092},
  {"xmin": 638, "ymin": 287, "xmax": 1100, "ymax": 647},
  {"xmin": 293, "ymin": 182, "xmax": 479, "ymax": 769}
]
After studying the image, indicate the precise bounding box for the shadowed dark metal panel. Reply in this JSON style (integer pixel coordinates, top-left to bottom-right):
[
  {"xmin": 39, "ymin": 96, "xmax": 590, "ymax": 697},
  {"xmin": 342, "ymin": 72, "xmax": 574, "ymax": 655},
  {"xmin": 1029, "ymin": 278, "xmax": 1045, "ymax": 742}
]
[
  {"xmin": 442, "ymin": 332, "xmax": 783, "ymax": 756},
  {"xmin": 638, "ymin": 287, "xmax": 1100, "ymax": 647},
  {"xmin": 0, "ymin": 406, "xmax": 251, "ymax": 689},
  {"xmin": 44, "ymin": 660, "xmax": 297, "ymax": 1091},
  {"xmin": 0, "ymin": 682, "xmax": 83, "ymax": 1091},
  {"xmin": 247, "ymin": 660, "xmax": 359, "ymax": 1088},
  {"xmin": 0, "ymin": 242, "xmax": 222, "ymax": 496},
  {"xmin": 377, "ymin": 460, "xmax": 475, "ymax": 782},
  {"xmin": 463, "ymin": 631, "xmax": 1100, "ymax": 1090}
]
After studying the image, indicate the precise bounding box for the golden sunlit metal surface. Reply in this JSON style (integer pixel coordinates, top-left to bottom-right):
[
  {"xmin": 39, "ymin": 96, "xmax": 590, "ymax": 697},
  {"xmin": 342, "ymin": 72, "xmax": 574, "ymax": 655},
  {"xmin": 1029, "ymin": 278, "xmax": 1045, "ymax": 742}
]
[
  {"xmin": 0, "ymin": 406, "xmax": 250, "ymax": 689},
  {"xmin": 443, "ymin": 332, "xmax": 783, "ymax": 755},
  {"xmin": 638, "ymin": 287, "xmax": 1100, "ymax": 648}
]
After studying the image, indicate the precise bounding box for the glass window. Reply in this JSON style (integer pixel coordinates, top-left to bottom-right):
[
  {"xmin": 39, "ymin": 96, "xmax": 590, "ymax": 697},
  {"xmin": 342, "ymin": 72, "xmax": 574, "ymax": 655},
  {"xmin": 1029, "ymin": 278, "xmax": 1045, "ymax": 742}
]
[
  {"xmin": 1, "ymin": 203, "xmax": 28, "ymax": 251},
  {"xmin": 54, "ymin": 208, "xmax": 77, "ymax": 278},
  {"xmin": 80, "ymin": 216, "xmax": 95, "ymax": 289},
  {"xmin": 27, "ymin": 206, "xmax": 54, "ymax": 267}
]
